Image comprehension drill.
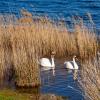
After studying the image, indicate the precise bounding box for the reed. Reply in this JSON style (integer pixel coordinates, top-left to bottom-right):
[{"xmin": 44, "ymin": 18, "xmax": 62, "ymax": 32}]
[
  {"xmin": 0, "ymin": 21, "xmax": 40, "ymax": 87},
  {"xmin": 11, "ymin": 25, "xmax": 40, "ymax": 87},
  {"xmin": 18, "ymin": 15, "xmax": 98, "ymax": 58},
  {"xmin": 0, "ymin": 11, "xmax": 98, "ymax": 87},
  {"xmin": 79, "ymin": 57, "xmax": 100, "ymax": 100},
  {"xmin": 75, "ymin": 24, "xmax": 97, "ymax": 59}
]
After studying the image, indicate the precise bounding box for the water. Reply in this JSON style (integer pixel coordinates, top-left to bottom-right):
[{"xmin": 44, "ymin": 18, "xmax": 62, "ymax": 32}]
[
  {"xmin": 40, "ymin": 59, "xmax": 84, "ymax": 100},
  {"xmin": 0, "ymin": 0, "xmax": 100, "ymax": 29},
  {"xmin": 0, "ymin": 59, "xmax": 84, "ymax": 100}
]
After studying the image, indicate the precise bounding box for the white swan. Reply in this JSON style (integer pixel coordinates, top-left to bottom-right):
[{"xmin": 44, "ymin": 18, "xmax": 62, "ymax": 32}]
[
  {"xmin": 64, "ymin": 56, "xmax": 79, "ymax": 70},
  {"xmin": 39, "ymin": 51, "xmax": 55, "ymax": 70}
]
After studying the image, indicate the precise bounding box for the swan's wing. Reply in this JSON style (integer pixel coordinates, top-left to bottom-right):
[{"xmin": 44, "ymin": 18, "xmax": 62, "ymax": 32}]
[
  {"xmin": 39, "ymin": 58, "xmax": 51, "ymax": 67},
  {"xmin": 70, "ymin": 61, "xmax": 74, "ymax": 67},
  {"xmin": 64, "ymin": 61, "xmax": 73, "ymax": 65},
  {"xmin": 74, "ymin": 62, "xmax": 79, "ymax": 69},
  {"xmin": 64, "ymin": 61, "xmax": 74, "ymax": 69}
]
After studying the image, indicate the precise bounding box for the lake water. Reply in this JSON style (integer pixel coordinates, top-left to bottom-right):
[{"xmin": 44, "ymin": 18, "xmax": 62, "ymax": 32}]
[
  {"xmin": 0, "ymin": 59, "xmax": 84, "ymax": 100},
  {"xmin": 0, "ymin": 0, "xmax": 100, "ymax": 29},
  {"xmin": 40, "ymin": 59, "xmax": 84, "ymax": 100}
]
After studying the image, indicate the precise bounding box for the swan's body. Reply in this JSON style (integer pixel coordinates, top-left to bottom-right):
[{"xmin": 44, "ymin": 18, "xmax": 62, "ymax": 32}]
[
  {"xmin": 39, "ymin": 57, "xmax": 55, "ymax": 68},
  {"xmin": 39, "ymin": 52, "xmax": 55, "ymax": 70},
  {"xmin": 64, "ymin": 56, "xmax": 78, "ymax": 70}
]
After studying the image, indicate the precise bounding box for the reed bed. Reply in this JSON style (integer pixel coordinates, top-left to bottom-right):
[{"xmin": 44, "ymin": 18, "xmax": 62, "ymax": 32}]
[
  {"xmin": 0, "ymin": 11, "xmax": 98, "ymax": 87},
  {"xmin": 79, "ymin": 57, "xmax": 100, "ymax": 100},
  {"xmin": 18, "ymin": 16, "xmax": 98, "ymax": 58},
  {"xmin": 0, "ymin": 20, "xmax": 41, "ymax": 87},
  {"xmin": 11, "ymin": 25, "xmax": 40, "ymax": 87},
  {"xmin": 75, "ymin": 24, "xmax": 97, "ymax": 59}
]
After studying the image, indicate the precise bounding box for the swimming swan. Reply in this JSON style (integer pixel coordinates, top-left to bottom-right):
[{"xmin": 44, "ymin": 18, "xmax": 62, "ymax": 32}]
[
  {"xmin": 64, "ymin": 56, "xmax": 79, "ymax": 70},
  {"xmin": 39, "ymin": 51, "xmax": 55, "ymax": 69}
]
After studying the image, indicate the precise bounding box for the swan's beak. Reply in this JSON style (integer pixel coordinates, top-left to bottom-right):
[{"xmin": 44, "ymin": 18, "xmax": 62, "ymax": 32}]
[
  {"xmin": 51, "ymin": 51, "xmax": 56, "ymax": 55},
  {"xmin": 76, "ymin": 58, "xmax": 79, "ymax": 61}
]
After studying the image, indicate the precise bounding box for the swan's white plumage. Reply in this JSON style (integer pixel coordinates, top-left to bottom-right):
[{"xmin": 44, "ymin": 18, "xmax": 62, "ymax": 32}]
[
  {"xmin": 39, "ymin": 52, "xmax": 55, "ymax": 70},
  {"xmin": 64, "ymin": 56, "xmax": 78, "ymax": 70},
  {"xmin": 64, "ymin": 61, "xmax": 74, "ymax": 69},
  {"xmin": 39, "ymin": 58, "xmax": 53, "ymax": 67}
]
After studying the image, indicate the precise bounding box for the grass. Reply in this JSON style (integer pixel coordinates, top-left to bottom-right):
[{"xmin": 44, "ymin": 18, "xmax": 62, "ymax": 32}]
[
  {"xmin": 0, "ymin": 89, "xmax": 67, "ymax": 100},
  {"xmin": 0, "ymin": 89, "xmax": 33, "ymax": 100}
]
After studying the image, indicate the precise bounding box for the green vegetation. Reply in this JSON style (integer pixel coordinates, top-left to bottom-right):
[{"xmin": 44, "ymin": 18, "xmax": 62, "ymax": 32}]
[
  {"xmin": 0, "ymin": 89, "xmax": 33, "ymax": 100},
  {"xmin": 0, "ymin": 89, "xmax": 66, "ymax": 100}
]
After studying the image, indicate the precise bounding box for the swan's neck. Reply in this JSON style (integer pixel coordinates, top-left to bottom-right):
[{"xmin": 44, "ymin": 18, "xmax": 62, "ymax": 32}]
[
  {"xmin": 73, "ymin": 57, "xmax": 76, "ymax": 63},
  {"xmin": 73, "ymin": 57, "xmax": 78, "ymax": 69},
  {"xmin": 73, "ymin": 57, "xmax": 76, "ymax": 67},
  {"xmin": 51, "ymin": 57, "xmax": 55, "ymax": 67}
]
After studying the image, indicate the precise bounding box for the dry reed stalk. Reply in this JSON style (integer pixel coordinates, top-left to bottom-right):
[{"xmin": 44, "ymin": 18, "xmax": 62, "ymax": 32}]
[
  {"xmin": 0, "ymin": 24, "xmax": 14, "ymax": 85},
  {"xmin": 0, "ymin": 25, "xmax": 5, "ymax": 84},
  {"xmin": 17, "ymin": 11, "xmax": 98, "ymax": 58},
  {"xmin": 75, "ymin": 24, "xmax": 97, "ymax": 59},
  {"xmin": 0, "ymin": 11, "xmax": 98, "ymax": 87},
  {"xmin": 79, "ymin": 58, "xmax": 100, "ymax": 100},
  {"xmin": 10, "ymin": 25, "xmax": 40, "ymax": 87}
]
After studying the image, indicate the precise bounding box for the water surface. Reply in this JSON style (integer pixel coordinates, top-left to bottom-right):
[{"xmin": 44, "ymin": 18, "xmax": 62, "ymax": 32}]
[
  {"xmin": 0, "ymin": 0, "xmax": 100, "ymax": 29},
  {"xmin": 40, "ymin": 59, "xmax": 84, "ymax": 100}
]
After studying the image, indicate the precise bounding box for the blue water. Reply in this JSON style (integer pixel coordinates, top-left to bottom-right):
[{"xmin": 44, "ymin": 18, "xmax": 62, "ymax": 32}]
[
  {"xmin": 0, "ymin": 0, "xmax": 100, "ymax": 29},
  {"xmin": 40, "ymin": 60, "xmax": 84, "ymax": 100}
]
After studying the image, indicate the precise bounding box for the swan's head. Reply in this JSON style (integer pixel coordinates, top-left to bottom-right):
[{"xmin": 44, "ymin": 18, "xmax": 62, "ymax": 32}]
[
  {"xmin": 51, "ymin": 51, "xmax": 56, "ymax": 55},
  {"xmin": 73, "ymin": 55, "xmax": 79, "ymax": 61},
  {"xmin": 73, "ymin": 55, "xmax": 76, "ymax": 58},
  {"xmin": 73, "ymin": 55, "xmax": 78, "ymax": 60},
  {"xmin": 51, "ymin": 51, "xmax": 56, "ymax": 58}
]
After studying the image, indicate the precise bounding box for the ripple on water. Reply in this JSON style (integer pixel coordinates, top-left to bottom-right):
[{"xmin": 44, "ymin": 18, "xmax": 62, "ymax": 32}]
[{"xmin": 0, "ymin": 0, "xmax": 100, "ymax": 29}]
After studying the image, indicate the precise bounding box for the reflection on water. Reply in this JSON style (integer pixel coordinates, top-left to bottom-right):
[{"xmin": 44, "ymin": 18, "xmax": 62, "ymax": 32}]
[
  {"xmin": 73, "ymin": 70, "xmax": 78, "ymax": 80},
  {"xmin": 40, "ymin": 59, "xmax": 84, "ymax": 100}
]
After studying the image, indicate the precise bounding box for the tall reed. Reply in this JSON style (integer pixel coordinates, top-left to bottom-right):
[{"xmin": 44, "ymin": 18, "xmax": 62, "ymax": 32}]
[
  {"xmin": 10, "ymin": 25, "xmax": 40, "ymax": 87},
  {"xmin": 79, "ymin": 57, "xmax": 100, "ymax": 100},
  {"xmin": 18, "ymin": 14, "xmax": 98, "ymax": 58},
  {"xmin": 0, "ymin": 11, "xmax": 98, "ymax": 87},
  {"xmin": 75, "ymin": 24, "xmax": 97, "ymax": 59}
]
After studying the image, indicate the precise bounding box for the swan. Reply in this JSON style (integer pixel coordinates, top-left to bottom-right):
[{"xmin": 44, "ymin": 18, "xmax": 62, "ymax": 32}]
[
  {"xmin": 64, "ymin": 56, "xmax": 79, "ymax": 70},
  {"xmin": 39, "ymin": 51, "xmax": 55, "ymax": 70}
]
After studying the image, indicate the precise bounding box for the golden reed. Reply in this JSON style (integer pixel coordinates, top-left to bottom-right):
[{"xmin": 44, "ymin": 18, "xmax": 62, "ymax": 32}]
[
  {"xmin": 0, "ymin": 10, "xmax": 98, "ymax": 87},
  {"xmin": 79, "ymin": 57, "xmax": 100, "ymax": 100}
]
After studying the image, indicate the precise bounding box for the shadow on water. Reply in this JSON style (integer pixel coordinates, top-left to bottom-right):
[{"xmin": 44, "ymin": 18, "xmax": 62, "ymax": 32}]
[{"xmin": 0, "ymin": 59, "xmax": 84, "ymax": 100}]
